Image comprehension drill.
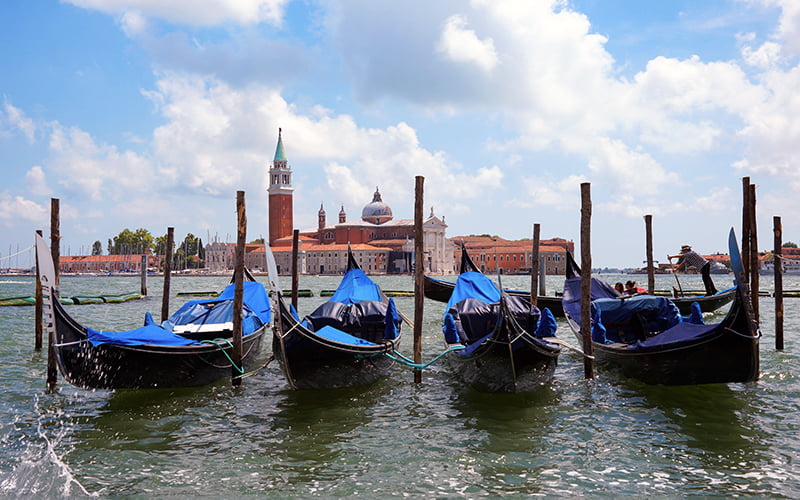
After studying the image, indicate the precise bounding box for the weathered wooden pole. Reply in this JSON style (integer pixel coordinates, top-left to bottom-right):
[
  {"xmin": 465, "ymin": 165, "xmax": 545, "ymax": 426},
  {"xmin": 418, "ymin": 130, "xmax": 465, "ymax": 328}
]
[
  {"xmin": 530, "ymin": 223, "xmax": 540, "ymax": 307},
  {"xmin": 47, "ymin": 199, "xmax": 59, "ymax": 390},
  {"xmin": 749, "ymin": 183, "xmax": 759, "ymax": 322},
  {"xmin": 140, "ymin": 255, "xmax": 148, "ymax": 296},
  {"xmin": 742, "ymin": 177, "xmax": 751, "ymax": 281},
  {"xmin": 35, "ymin": 230, "xmax": 43, "ymax": 351},
  {"xmin": 644, "ymin": 214, "xmax": 655, "ymax": 294},
  {"xmin": 580, "ymin": 183, "xmax": 594, "ymax": 379},
  {"xmin": 291, "ymin": 229, "xmax": 300, "ymax": 311},
  {"xmin": 538, "ymin": 258, "xmax": 546, "ymax": 296},
  {"xmin": 413, "ymin": 176, "xmax": 425, "ymax": 384},
  {"xmin": 774, "ymin": 216, "xmax": 784, "ymax": 350},
  {"xmin": 232, "ymin": 191, "xmax": 246, "ymax": 386},
  {"xmin": 50, "ymin": 199, "xmax": 60, "ymax": 293},
  {"xmin": 161, "ymin": 227, "xmax": 174, "ymax": 322}
]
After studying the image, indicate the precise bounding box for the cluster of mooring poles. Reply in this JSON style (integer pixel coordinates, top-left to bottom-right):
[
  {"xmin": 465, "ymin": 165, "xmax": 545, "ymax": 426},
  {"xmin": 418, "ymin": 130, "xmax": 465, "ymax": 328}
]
[{"xmin": 33, "ymin": 174, "xmax": 785, "ymax": 390}]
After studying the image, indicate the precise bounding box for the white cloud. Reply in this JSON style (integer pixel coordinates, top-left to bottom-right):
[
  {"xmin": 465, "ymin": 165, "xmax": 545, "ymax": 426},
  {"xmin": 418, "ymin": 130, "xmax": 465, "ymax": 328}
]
[
  {"xmin": 0, "ymin": 193, "xmax": 47, "ymax": 226},
  {"xmin": 25, "ymin": 166, "xmax": 51, "ymax": 196},
  {"xmin": 437, "ymin": 14, "xmax": 499, "ymax": 72},
  {"xmin": 66, "ymin": 0, "xmax": 289, "ymax": 26},
  {"xmin": 2, "ymin": 101, "xmax": 36, "ymax": 142},
  {"xmin": 47, "ymin": 124, "xmax": 155, "ymax": 201}
]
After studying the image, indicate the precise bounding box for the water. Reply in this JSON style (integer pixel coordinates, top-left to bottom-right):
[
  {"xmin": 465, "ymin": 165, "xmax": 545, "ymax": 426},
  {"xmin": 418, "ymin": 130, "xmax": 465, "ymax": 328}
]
[{"xmin": 1, "ymin": 273, "xmax": 798, "ymax": 497}]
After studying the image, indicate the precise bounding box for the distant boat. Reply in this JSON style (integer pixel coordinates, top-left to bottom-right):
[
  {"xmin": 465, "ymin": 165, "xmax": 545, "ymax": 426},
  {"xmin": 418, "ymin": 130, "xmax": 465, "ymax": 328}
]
[
  {"xmin": 267, "ymin": 245, "xmax": 402, "ymax": 390},
  {"xmin": 36, "ymin": 234, "xmax": 270, "ymax": 390},
  {"xmin": 561, "ymin": 229, "xmax": 759, "ymax": 386},
  {"xmin": 761, "ymin": 257, "xmax": 800, "ymax": 275},
  {"xmin": 440, "ymin": 246, "xmax": 561, "ymax": 393}
]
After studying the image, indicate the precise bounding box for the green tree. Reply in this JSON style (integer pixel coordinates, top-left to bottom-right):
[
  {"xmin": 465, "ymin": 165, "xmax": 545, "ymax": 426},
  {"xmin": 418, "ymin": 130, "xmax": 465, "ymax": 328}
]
[
  {"xmin": 91, "ymin": 240, "xmax": 103, "ymax": 255},
  {"xmin": 111, "ymin": 228, "xmax": 155, "ymax": 254},
  {"xmin": 783, "ymin": 241, "xmax": 798, "ymax": 248},
  {"xmin": 250, "ymin": 238, "xmax": 264, "ymax": 244}
]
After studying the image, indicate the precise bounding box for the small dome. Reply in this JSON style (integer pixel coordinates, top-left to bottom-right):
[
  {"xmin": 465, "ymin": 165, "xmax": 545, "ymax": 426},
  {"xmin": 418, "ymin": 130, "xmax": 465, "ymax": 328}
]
[{"xmin": 361, "ymin": 187, "xmax": 393, "ymax": 223}]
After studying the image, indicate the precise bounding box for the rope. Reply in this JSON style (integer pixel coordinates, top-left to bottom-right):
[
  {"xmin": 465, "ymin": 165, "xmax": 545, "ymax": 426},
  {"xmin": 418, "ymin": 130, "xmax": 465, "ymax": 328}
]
[
  {"xmin": 381, "ymin": 345, "xmax": 466, "ymax": 371},
  {"xmin": 0, "ymin": 244, "xmax": 34, "ymax": 261},
  {"xmin": 200, "ymin": 338, "xmax": 244, "ymax": 374},
  {"xmin": 233, "ymin": 355, "xmax": 275, "ymax": 380}
]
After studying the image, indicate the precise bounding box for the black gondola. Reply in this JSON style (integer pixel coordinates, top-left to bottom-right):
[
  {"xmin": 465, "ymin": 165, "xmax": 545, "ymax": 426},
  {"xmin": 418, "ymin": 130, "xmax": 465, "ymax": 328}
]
[
  {"xmin": 36, "ymin": 234, "xmax": 270, "ymax": 390},
  {"xmin": 562, "ymin": 229, "xmax": 759, "ymax": 385},
  {"xmin": 267, "ymin": 246, "xmax": 402, "ymax": 390},
  {"xmin": 441, "ymin": 247, "xmax": 561, "ymax": 392}
]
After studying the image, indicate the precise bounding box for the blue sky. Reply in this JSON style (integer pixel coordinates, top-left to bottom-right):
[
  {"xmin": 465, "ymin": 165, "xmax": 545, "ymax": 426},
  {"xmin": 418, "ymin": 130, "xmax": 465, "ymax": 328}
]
[{"xmin": 1, "ymin": 0, "xmax": 798, "ymax": 269}]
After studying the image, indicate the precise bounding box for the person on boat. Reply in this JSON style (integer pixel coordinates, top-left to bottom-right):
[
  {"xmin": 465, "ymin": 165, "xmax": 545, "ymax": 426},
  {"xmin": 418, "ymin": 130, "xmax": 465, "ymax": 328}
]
[
  {"xmin": 624, "ymin": 280, "xmax": 647, "ymax": 295},
  {"xmin": 669, "ymin": 244, "xmax": 718, "ymax": 296},
  {"xmin": 614, "ymin": 282, "xmax": 624, "ymax": 295}
]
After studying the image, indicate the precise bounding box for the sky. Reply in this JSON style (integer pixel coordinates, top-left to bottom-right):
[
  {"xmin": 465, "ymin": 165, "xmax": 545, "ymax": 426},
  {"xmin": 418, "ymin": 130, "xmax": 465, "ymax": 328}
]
[{"xmin": 1, "ymin": 0, "xmax": 799, "ymax": 269}]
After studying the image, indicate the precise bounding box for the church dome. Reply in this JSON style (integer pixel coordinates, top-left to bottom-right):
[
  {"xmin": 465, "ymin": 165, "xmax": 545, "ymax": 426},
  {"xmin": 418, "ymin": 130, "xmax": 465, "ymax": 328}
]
[{"xmin": 361, "ymin": 187, "xmax": 393, "ymax": 224}]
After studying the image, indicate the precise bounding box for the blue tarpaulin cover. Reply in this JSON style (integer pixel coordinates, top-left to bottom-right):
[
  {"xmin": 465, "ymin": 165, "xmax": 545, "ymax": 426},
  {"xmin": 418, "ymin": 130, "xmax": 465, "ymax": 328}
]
[
  {"xmin": 87, "ymin": 281, "xmax": 271, "ymax": 347},
  {"xmin": 328, "ymin": 268, "xmax": 384, "ymax": 304},
  {"xmin": 443, "ymin": 271, "xmax": 554, "ymax": 346},
  {"xmin": 561, "ymin": 274, "xmax": 729, "ymax": 347},
  {"xmin": 627, "ymin": 321, "xmax": 720, "ymax": 352},
  {"xmin": 300, "ymin": 268, "xmax": 401, "ymax": 345}
]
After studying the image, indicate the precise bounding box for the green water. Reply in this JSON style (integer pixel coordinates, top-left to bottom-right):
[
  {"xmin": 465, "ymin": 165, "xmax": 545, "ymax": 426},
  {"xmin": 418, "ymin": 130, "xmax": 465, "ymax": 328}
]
[{"xmin": 0, "ymin": 273, "xmax": 798, "ymax": 497}]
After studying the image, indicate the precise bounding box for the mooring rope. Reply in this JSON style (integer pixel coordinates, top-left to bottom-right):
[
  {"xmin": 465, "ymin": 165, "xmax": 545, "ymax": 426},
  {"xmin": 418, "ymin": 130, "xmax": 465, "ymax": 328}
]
[
  {"xmin": 200, "ymin": 338, "xmax": 244, "ymax": 374},
  {"xmin": 381, "ymin": 345, "xmax": 466, "ymax": 371}
]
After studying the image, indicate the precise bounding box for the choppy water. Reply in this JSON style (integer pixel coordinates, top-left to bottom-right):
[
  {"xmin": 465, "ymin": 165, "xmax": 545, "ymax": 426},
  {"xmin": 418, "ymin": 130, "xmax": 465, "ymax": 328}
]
[{"xmin": 0, "ymin": 272, "xmax": 798, "ymax": 497}]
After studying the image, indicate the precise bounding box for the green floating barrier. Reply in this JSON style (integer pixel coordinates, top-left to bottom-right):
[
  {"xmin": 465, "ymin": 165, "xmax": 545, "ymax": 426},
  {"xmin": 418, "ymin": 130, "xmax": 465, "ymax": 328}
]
[
  {"xmin": 282, "ymin": 289, "xmax": 314, "ymax": 297},
  {"xmin": 384, "ymin": 290, "xmax": 413, "ymax": 297},
  {"xmin": 177, "ymin": 291, "xmax": 220, "ymax": 297}
]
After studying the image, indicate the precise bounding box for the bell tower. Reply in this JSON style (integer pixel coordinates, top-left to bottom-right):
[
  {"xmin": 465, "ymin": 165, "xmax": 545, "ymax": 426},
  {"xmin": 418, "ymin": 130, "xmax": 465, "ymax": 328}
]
[{"xmin": 268, "ymin": 128, "xmax": 293, "ymax": 245}]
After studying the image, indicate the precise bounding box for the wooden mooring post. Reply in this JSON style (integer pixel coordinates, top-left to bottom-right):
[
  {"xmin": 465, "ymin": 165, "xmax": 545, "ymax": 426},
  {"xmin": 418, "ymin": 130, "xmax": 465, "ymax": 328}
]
[
  {"xmin": 161, "ymin": 227, "xmax": 174, "ymax": 322},
  {"xmin": 413, "ymin": 176, "xmax": 425, "ymax": 384},
  {"xmin": 748, "ymin": 183, "xmax": 759, "ymax": 323},
  {"xmin": 580, "ymin": 183, "xmax": 594, "ymax": 379},
  {"xmin": 35, "ymin": 229, "xmax": 43, "ymax": 351},
  {"xmin": 292, "ymin": 229, "xmax": 300, "ymax": 312},
  {"xmin": 530, "ymin": 224, "xmax": 540, "ymax": 307},
  {"xmin": 644, "ymin": 214, "xmax": 655, "ymax": 294},
  {"xmin": 774, "ymin": 216, "xmax": 784, "ymax": 350},
  {"xmin": 232, "ymin": 191, "xmax": 246, "ymax": 386},
  {"xmin": 742, "ymin": 177, "xmax": 751, "ymax": 283},
  {"xmin": 140, "ymin": 255, "xmax": 148, "ymax": 296},
  {"xmin": 47, "ymin": 199, "xmax": 60, "ymax": 390}
]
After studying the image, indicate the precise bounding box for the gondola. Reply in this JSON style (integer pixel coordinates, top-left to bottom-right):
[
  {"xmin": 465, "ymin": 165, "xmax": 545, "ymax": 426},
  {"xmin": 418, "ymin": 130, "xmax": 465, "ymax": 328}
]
[
  {"xmin": 267, "ymin": 246, "xmax": 402, "ymax": 390},
  {"xmin": 424, "ymin": 247, "xmax": 565, "ymax": 315},
  {"xmin": 562, "ymin": 229, "xmax": 759, "ymax": 385},
  {"xmin": 36, "ymin": 234, "xmax": 270, "ymax": 390},
  {"xmin": 441, "ymin": 247, "xmax": 561, "ymax": 392}
]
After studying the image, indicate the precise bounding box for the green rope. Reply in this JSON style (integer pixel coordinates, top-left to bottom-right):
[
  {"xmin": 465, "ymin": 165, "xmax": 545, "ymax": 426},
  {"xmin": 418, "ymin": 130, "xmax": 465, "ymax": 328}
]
[
  {"xmin": 200, "ymin": 338, "xmax": 244, "ymax": 374},
  {"xmin": 382, "ymin": 345, "xmax": 466, "ymax": 371}
]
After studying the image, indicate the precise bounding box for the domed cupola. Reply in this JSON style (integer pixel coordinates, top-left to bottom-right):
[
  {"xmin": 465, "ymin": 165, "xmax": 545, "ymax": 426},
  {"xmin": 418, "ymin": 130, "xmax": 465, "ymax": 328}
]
[{"xmin": 361, "ymin": 187, "xmax": 393, "ymax": 224}]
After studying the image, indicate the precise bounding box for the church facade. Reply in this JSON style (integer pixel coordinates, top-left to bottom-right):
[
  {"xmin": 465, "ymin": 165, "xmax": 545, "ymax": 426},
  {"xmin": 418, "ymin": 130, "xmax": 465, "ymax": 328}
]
[{"xmin": 263, "ymin": 130, "xmax": 455, "ymax": 275}]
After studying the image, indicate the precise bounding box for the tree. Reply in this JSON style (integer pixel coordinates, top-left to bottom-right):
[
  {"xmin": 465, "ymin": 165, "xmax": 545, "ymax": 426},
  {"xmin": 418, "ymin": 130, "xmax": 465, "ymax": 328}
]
[
  {"xmin": 111, "ymin": 228, "xmax": 155, "ymax": 254},
  {"xmin": 91, "ymin": 241, "xmax": 103, "ymax": 255},
  {"xmin": 173, "ymin": 233, "xmax": 203, "ymax": 269},
  {"xmin": 783, "ymin": 241, "xmax": 798, "ymax": 248},
  {"xmin": 250, "ymin": 238, "xmax": 264, "ymax": 244}
]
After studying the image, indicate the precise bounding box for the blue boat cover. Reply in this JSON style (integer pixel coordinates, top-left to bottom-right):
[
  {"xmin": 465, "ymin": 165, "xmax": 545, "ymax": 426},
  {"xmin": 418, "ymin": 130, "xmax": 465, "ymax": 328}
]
[
  {"xmin": 87, "ymin": 281, "xmax": 271, "ymax": 347},
  {"xmin": 300, "ymin": 269, "xmax": 401, "ymax": 345},
  {"xmin": 589, "ymin": 295, "xmax": 682, "ymax": 344},
  {"xmin": 627, "ymin": 321, "xmax": 720, "ymax": 352},
  {"xmin": 313, "ymin": 325, "xmax": 377, "ymax": 346},
  {"xmin": 328, "ymin": 268, "xmax": 384, "ymax": 304},
  {"xmin": 445, "ymin": 272, "xmax": 501, "ymax": 312},
  {"xmin": 443, "ymin": 271, "xmax": 555, "ymax": 345}
]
